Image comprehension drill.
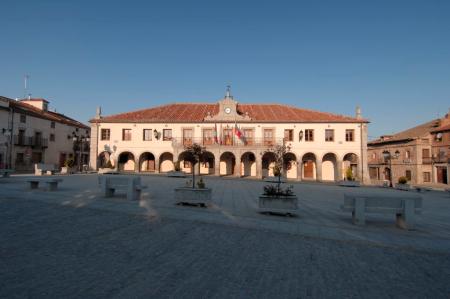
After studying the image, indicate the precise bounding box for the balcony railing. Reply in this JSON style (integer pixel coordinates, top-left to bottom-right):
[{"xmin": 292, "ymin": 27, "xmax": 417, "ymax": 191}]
[
  {"xmin": 13, "ymin": 135, "xmax": 33, "ymax": 146},
  {"xmin": 422, "ymin": 157, "xmax": 432, "ymax": 164},
  {"xmin": 31, "ymin": 137, "xmax": 48, "ymax": 149},
  {"xmin": 172, "ymin": 137, "xmax": 285, "ymax": 148}
]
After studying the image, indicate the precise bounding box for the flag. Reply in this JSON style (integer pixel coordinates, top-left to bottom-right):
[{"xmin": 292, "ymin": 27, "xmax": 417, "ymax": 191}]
[
  {"xmin": 234, "ymin": 122, "xmax": 242, "ymax": 139},
  {"xmin": 213, "ymin": 123, "xmax": 218, "ymax": 144},
  {"xmin": 219, "ymin": 123, "xmax": 223, "ymax": 145}
]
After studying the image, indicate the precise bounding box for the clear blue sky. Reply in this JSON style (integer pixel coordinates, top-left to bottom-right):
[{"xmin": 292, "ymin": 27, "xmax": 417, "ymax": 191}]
[{"xmin": 1, "ymin": 0, "xmax": 449, "ymax": 139}]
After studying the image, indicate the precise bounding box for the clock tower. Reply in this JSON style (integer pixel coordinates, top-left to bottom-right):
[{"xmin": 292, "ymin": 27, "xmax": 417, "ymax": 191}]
[{"xmin": 204, "ymin": 86, "xmax": 251, "ymax": 122}]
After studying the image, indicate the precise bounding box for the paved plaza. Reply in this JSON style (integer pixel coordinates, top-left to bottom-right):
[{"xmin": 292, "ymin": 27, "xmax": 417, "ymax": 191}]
[{"xmin": 1, "ymin": 174, "xmax": 450, "ymax": 298}]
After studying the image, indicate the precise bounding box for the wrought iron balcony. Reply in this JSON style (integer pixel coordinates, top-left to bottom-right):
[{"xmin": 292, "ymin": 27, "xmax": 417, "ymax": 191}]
[
  {"xmin": 13, "ymin": 135, "xmax": 33, "ymax": 146},
  {"xmin": 31, "ymin": 137, "xmax": 48, "ymax": 149},
  {"xmin": 171, "ymin": 137, "xmax": 285, "ymax": 149}
]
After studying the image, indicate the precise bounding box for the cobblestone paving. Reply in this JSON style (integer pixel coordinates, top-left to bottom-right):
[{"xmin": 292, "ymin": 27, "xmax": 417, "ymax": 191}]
[{"xmin": 0, "ymin": 197, "xmax": 449, "ymax": 298}]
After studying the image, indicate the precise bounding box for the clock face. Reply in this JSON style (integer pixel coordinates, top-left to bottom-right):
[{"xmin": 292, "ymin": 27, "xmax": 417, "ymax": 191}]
[{"xmin": 224, "ymin": 107, "xmax": 231, "ymax": 114}]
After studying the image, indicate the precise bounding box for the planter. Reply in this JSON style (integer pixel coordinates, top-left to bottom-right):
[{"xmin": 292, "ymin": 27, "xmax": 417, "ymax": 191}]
[
  {"xmin": 167, "ymin": 171, "xmax": 186, "ymax": 178},
  {"xmin": 175, "ymin": 187, "xmax": 212, "ymax": 206},
  {"xmin": 396, "ymin": 183, "xmax": 410, "ymax": 191},
  {"xmin": 258, "ymin": 195, "xmax": 298, "ymax": 216},
  {"xmin": 61, "ymin": 166, "xmax": 76, "ymax": 175},
  {"xmin": 98, "ymin": 168, "xmax": 118, "ymax": 174},
  {"xmin": 339, "ymin": 180, "xmax": 361, "ymax": 187}
]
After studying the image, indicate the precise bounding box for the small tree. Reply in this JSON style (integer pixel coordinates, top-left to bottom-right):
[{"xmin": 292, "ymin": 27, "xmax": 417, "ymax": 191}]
[
  {"xmin": 263, "ymin": 144, "xmax": 293, "ymax": 194},
  {"xmin": 184, "ymin": 143, "xmax": 206, "ymax": 189}
]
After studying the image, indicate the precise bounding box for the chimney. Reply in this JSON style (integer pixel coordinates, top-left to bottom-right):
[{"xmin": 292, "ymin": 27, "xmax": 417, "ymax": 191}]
[
  {"xmin": 95, "ymin": 106, "xmax": 102, "ymax": 119},
  {"xmin": 356, "ymin": 106, "xmax": 362, "ymax": 119}
]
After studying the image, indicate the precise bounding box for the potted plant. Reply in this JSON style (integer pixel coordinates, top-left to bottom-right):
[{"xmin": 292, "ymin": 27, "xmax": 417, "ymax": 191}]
[
  {"xmin": 174, "ymin": 143, "xmax": 212, "ymax": 206},
  {"xmin": 61, "ymin": 158, "xmax": 75, "ymax": 174},
  {"xmin": 339, "ymin": 167, "xmax": 361, "ymax": 187},
  {"xmin": 396, "ymin": 176, "xmax": 410, "ymax": 191},
  {"xmin": 167, "ymin": 160, "xmax": 186, "ymax": 177},
  {"xmin": 258, "ymin": 144, "xmax": 298, "ymax": 216}
]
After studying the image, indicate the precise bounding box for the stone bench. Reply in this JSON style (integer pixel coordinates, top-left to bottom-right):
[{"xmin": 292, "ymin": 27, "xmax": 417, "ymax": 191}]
[
  {"xmin": 0, "ymin": 169, "xmax": 14, "ymax": 177},
  {"xmin": 27, "ymin": 179, "xmax": 63, "ymax": 191},
  {"xmin": 34, "ymin": 163, "xmax": 57, "ymax": 176},
  {"xmin": 99, "ymin": 175, "xmax": 147, "ymax": 201},
  {"xmin": 341, "ymin": 193, "xmax": 423, "ymax": 230}
]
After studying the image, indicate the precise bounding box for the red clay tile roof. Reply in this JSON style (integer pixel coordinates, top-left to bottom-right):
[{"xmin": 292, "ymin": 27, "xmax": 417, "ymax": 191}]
[
  {"xmin": 431, "ymin": 123, "xmax": 450, "ymax": 133},
  {"xmin": 368, "ymin": 119, "xmax": 439, "ymax": 145},
  {"xmin": 92, "ymin": 103, "xmax": 366, "ymax": 123},
  {"xmin": 1, "ymin": 96, "xmax": 89, "ymax": 129}
]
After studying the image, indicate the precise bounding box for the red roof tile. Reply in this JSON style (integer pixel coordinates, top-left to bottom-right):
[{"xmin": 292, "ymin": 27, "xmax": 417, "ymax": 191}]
[{"xmin": 93, "ymin": 103, "xmax": 365, "ymax": 123}]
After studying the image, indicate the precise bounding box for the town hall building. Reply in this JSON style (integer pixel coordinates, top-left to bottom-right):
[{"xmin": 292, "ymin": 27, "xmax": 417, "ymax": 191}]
[{"xmin": 89, "ymin": 89, "xmax": 370, "ymax": 183}]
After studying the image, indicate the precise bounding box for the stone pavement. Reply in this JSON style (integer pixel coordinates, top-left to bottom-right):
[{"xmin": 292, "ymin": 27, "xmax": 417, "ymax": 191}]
[{"xmin": 1, "ymin": 174, "xmax": 450, "ymax": 298}]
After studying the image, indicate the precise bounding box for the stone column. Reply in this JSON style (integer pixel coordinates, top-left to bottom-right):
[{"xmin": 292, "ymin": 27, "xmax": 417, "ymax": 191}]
[
  {"xmin": 316, "ymin": 159, "xmax": 322, "ymax": 181},
  {"xmin": 360, "ymin": 123, "xmax": 371, "ymax": 184},
  {"xmin": 135, "ymin": 157, "xmax": 140, "ymax": 173},
  {"xmin": 154, "ymin": 158, "xmax": 159, "ymax": 173},
  {"xmin": 297, "ymin": 160, "xmax": 302, "ymax": 181},
  {"xmin": 256, "ymin": 154, "xmax": 263, "ymax": 179},
  {"xmin": 89, "ymin": 122, "xmax": 99, "ymax": 170},
  {"xmin": 234, "ymin": 154, "xmax": 241, "ymax": 177},
  {"xmin": 214, "ymin": 157, "xmax": 220, "ymax": 176},
  {"xmin": 336, "ymin": 160, "xmax": 343, "ymax": 181}
]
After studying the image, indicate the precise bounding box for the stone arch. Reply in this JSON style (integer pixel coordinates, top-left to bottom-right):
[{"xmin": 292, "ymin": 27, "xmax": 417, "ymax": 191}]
[
  {"xmin": 262, "ymin": 152, "xmax": 277, "ymax": 178},
  {"xmin": 241, "ymin": 152, "xmax": 256, "ymax": 177},
  {"xmin": 200, "ymin": 151, "xmax": 215, "ymax": 175},
  {"xmin": 322, "ymin": 152, "xmax": 338, "ymax": 181},
  {"xmin": 139, "ymin": 152, "xmax": 156, "ymax": 172},
  {"xmin": 284, "ymin": 152, "xmax": 297, "ymax": 179},
  {"xmin": 220, "ymin": 152, "xmax": 235, "ymax": 176},
  {"xmin": 343, "ymin": 153, "xmax": 359, "ymax": 180},
  {"xmin": 118, "ymin": 151, "xmax": 135, "ymax": 172},
  {"xmin": 98, "ymin": 151, "xmax": 112, "ymax": 168},
  {"xmin": 178, "ymin": 151, "xmax": 194, "ymax": 174},
  {"xmin": 159, "ymin": 152, "xmax": 174, "ymax": 172},
  {"xmin": 302, "ymin": 152, "xmax": 316, "ymax": 180}
]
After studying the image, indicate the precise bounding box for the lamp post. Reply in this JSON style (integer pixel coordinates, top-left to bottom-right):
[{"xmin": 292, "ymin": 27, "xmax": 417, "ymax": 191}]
[
  {"xmin": 382, "ymin": 150, "xmax": 400, "ymax": 187},
  {"xmin": 72, "ymin": 134, "xmax": 90, "ymax": 172}
]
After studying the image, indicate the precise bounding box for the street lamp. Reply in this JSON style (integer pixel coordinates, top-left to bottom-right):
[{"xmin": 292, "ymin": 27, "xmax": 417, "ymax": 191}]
[
  {"xmin": 382, "ymin": 150, "xmax": 400, "ymax": 187},
  {"xmin": 72, "ymin": 133, "xmax": 90, "ymax": 172}
]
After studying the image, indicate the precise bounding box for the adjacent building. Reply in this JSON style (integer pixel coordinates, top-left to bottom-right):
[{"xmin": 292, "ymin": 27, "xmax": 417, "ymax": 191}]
[
  {"xmin": 368, "ymin": 111, "xmax": 450, "ymax": 186},
  {"xmin": 89, "ymin": 89, "xmax": 370, "ymax": 183},
  {"xmin": 430, "ymin": 110, "xmax": 450, "ymax": 184},
  {"xmin": 0, "ymin": 96, "xmax": 90, "ymax": 172}
]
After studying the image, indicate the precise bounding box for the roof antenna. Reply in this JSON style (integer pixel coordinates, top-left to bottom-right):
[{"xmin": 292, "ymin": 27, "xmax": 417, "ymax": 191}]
[{"xmin": 24, "ymin": 74, "xmax": 29, "ymax": 99}]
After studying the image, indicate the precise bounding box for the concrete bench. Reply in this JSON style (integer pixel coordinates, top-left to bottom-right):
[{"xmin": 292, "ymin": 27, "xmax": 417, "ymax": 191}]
[
  {"xmin": 341, "ymin": 193, "xmax": 423, "ymax": 230},
  {"xmin": 27, "ymin": 179, "xmax": 63, "ymax": 191},
  {"xmin": 0, "ymin": 169, "xmax": 14, "ymax": 177},
  {"xmin": 35, "ymin": 163, "xmax": 57, "ymax": 176},
  {"xmin": 99, "ymin": 175, "xmax": 147, "ymax": 201}
]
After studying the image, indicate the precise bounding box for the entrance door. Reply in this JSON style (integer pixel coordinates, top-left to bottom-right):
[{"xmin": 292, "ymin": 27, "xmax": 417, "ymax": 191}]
[
  {"xmin": 303, "ymin": 160, "xmax": 314, "ymax": 178},
  {"xmin": 59, "ymin": 153, "xmax": 67, "ymax": 168},
  {"xmin": 437, "ymin": 167, "xmax": 448, "ymax": 184}
]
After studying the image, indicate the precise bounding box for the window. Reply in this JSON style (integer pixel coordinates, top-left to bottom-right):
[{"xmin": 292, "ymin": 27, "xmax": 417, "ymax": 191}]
[
  {"xmin": 305, "ymin": 129, "xmax": 314, "ymax": 142},
  {"xmin": 325, "ymin": 129, "xmax": 334, "ymax": 142},
  {"xmin": 405, "ymin": 170, "xmax": 411, "ymax": 181},
  {"xmin": 422, "ymin": 148, "xmax": 430, "ymax": 158},
  {"xmin": 405, "ymin": 150, "xmax": 410, "ymax": 159},
  {"xmin": 243, "ymin": 129, "xmax": 254, "ymax": 145},
  {"xmin": 263, "ymin": 129, "xmax": 274, "ymax": 146},
  {"xmin": 183, "ymin": 129, "xmax": 193, "ymax": 146},
  {"xmin": 371, "ymin": 152, "xmax": 377, "ymax": 160},
  {"xmin": 423, "ymin": 172, "xmax": 431, "ymax": 183},
  {"xmin": 101, "ymin": 129, "xmax": 110, "ymax": 141},
  {"xmin": 203, "ymin": 129, "xmax": 213, "ymax": 145},
  {"xmin": 369, "ymin": 167, "xmax": 379, "ymax": 180},
  {"xmin": 284, "ymin": 129, "xmax": 293, "ymax": 142},
  {"xmin": 20, "ymin": 114, "xmax": 26, "ymax": 123},
  {"xmin": 163, "ymin": 129, "xmax": 172, "ymax": 141},
  {"xmin": 50, "ymin": 134, "xmax": 55, "ymax": 142},
  {"xmin": 345, "ymin": 129, "xmax": 354, "ymax": 142},
  {"xmin": 50, "ymin": 121, "xmax": 55, "ymax": 128},
  {"xmin": 122, "ymin": 129, "xmax": 132, "ymax": 141},
  {"xmin": 143, "ymin": 129, "xmax": 152, "ymax": 141}
]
